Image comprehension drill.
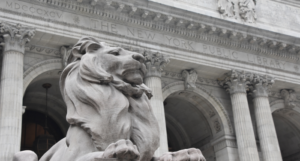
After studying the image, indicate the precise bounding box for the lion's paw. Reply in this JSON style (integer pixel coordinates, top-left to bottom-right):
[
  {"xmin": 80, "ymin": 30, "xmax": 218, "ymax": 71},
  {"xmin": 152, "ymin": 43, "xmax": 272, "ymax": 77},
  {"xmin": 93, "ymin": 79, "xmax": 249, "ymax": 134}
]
[
  {"xmin": 103, "ymin": 139, "xmax": 140, "ymax": 160},
  {"xmin": 159, "ymin": 148, "xmax": 206, "ymax": 161}
]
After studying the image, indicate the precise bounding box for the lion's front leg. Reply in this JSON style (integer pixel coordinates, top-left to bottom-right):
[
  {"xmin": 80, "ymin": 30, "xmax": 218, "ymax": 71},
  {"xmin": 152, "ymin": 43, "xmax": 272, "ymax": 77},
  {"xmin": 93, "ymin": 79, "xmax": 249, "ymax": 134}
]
[
  {"xmin": 102, "ymin": 139, "xmax": 140, "ymax": 160},
  {"xmin": 76, "ymin": 139, "xmax": 140, "ymax": 161},
  {"xmin": 157, "ymin": 148, "xmax": 206, "ymax": 161}
]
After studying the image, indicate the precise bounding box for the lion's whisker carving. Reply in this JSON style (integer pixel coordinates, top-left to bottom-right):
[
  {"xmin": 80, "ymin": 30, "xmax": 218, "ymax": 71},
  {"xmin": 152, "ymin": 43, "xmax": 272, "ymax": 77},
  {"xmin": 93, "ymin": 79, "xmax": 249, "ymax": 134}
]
[{"xmin": 14, "ymin": 37, "xmax": 206, "ymax": 161}]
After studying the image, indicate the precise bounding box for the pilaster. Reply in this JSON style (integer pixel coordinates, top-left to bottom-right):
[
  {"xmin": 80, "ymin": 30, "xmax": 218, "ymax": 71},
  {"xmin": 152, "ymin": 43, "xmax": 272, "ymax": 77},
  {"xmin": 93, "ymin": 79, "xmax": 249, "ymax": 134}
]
[
  {"xmin": 143, "ymin": 51, "xmax": 169, "ymax": 157},
  {"xmin": 0, "ymin": 22, "xmax": 35, "ymax": 161}
]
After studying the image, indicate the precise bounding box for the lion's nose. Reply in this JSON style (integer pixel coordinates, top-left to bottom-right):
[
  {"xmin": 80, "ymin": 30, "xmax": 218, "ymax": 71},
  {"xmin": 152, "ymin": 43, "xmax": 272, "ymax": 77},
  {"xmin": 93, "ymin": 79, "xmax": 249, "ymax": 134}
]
[{"xmin": 132, "ymin": 53, "xmax": 145, "ymax": 63}]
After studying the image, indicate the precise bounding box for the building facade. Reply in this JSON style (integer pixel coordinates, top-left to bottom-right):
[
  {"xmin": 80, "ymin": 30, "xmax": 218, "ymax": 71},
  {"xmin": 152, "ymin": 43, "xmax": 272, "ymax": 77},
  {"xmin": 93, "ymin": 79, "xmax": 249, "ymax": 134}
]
[{"xmin": 0, "ymin": 0, "xmax": 300, "ymax": 160}]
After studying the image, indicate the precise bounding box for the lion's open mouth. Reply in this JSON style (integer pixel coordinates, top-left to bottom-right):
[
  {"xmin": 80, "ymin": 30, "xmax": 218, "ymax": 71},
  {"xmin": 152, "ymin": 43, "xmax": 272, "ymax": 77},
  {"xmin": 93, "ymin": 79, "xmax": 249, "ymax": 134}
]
[{"xmin": 123, "ymin": 69, "xmax": 144, "ymax": 77}]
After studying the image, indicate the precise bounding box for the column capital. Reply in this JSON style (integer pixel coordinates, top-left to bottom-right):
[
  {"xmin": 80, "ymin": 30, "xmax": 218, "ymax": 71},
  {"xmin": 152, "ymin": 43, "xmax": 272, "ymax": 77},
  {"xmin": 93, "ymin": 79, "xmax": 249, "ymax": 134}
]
[
  {"xmin": 143, "ymin": 51, "xmax": 170, "ymax": 78},
  {"xmin": 249, "ymin": 74, "xmax": 274, "ymax": 98},
  {"xmin": 0, "ymin": 22, "xmax": 35, "ymax": 53},
  {"xmin": 219, "ymin": 70, "xmax": 253, "ymax": 94}
]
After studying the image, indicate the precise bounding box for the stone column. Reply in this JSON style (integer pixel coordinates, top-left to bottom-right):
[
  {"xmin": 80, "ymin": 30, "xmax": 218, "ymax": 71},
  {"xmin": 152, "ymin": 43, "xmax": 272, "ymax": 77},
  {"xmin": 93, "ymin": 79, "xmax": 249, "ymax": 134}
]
[
  {"xmin": 250, "ymin": 75, "xmax": 282, "ymax": 161},
  {"xmin": 219, "ymin": 70, "xmax": 259, "ymax": 161},
  {"xmin": 143, "ymin": 51, "xmax": 169, "ymax": 157},
  {"xmin": 0, "ymin": 22, "xmax": 35, "ymax": 161}
]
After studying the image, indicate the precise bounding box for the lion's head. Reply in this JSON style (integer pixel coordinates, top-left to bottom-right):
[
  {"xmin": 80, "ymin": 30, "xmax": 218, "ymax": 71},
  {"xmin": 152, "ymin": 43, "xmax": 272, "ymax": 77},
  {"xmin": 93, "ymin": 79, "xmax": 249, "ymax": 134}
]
[
  {"xmin": 59, "ymin": 37, "xmax": 158, "ymax": 155},
  {"xmin": 62, "ymin": 37, "xmax": 152, "ymax": 97}
]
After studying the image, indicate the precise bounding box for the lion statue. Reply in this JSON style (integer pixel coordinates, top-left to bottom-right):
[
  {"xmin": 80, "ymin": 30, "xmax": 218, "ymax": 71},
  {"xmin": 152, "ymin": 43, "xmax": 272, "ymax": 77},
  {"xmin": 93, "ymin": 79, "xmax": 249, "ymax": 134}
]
[{"xmin": 14, "ymin": 37, "xmax": 206, "ymax": 161}]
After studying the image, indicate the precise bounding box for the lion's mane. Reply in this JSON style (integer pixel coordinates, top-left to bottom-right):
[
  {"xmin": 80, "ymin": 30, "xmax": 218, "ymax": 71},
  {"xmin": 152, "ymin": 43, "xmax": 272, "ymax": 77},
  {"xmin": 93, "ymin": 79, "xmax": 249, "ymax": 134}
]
[{"xmin": 59, "ymin": 37, "xmax": 159, "ymax": 160}]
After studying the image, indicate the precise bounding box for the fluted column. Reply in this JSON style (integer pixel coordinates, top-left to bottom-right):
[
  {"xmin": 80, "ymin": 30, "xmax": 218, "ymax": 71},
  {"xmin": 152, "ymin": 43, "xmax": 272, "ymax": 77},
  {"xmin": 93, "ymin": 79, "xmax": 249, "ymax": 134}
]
[
  {"xmin": 0, "ymin": 22, "xmax": 35, "ymax": 161},
  {"xmin": 219, "ymin": 70, "xmax": 259, "ymax": 161},
  {"xmin": 143, "ymin": 51, "xmax": 169, "ymax": 157},
  {"xmin": 250, "ymin": 75, "xmax": 282, "ymax": 161}
]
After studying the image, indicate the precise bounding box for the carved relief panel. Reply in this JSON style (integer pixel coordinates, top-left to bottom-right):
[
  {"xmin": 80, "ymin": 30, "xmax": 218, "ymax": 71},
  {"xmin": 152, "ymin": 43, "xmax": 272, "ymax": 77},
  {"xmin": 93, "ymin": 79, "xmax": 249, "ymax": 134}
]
[{"xmin": 217, "ymin": 0, "xmax": 257, "ymax": 23}]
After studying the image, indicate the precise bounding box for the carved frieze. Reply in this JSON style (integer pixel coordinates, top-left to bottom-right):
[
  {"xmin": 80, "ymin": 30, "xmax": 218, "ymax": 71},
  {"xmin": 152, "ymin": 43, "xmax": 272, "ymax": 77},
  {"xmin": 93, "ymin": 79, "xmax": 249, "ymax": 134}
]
[
  {"xmin": 280, "ymin": 89, "xmax": 297, "ymax": 109},
  {"xmin": 162, "ymin": 71, "xmax": 219, "ymax": 86},
  {"xmin": 238, "ymin": 0, "xmax": 257, "ymax": 23},
  {"xmin": 26, "ymin": 45, "xmax": 60, "ymax": 57},
  {"xmin": 181, "ymin": 69, "xmax": 198, "ymax": 90}
]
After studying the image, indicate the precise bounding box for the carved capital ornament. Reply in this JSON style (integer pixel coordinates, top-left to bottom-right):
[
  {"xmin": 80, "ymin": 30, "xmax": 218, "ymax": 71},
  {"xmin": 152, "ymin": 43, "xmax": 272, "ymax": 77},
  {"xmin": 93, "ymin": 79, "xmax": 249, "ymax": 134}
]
[
  {"xmin": 0, "ymin": 22, "xmax": 35, "ymax": 52},
  {"xmin": 249, "ymin": 74, "xmax": 274, "ymax": 98},
  {"xmin": 143, "ymin": 51, "xmax": 170, "ymax": 78},
  {"xmin": 219, "ymin": 70, "xmax": 253, "ymax": 94}
]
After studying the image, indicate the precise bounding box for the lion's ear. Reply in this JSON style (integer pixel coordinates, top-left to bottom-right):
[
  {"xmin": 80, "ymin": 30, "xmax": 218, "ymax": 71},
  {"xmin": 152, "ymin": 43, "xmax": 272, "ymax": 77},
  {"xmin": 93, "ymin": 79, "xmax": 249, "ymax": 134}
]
[{"xmin": 86, "ymin": 43, "xmax": 102, "ymax": 53}]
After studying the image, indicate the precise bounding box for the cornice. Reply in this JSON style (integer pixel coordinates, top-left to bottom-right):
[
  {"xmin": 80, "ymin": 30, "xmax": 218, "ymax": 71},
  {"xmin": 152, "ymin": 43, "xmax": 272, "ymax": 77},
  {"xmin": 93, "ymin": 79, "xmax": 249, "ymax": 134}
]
[{"xmin": 21, "ymin": 0, "xmax": 300, "ymax": 61}]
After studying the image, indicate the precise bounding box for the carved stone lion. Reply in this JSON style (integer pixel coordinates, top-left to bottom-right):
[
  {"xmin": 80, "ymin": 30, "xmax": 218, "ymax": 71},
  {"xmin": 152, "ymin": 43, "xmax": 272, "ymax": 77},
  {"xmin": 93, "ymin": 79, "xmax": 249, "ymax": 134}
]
[{"xmin": 14, "ymin": 37, "xmax": 206, "ymax": 161}]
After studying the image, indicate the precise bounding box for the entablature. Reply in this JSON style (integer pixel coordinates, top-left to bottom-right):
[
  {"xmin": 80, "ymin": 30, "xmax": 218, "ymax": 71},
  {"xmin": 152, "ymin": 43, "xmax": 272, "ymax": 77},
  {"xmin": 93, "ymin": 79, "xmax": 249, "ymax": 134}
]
[
  {"xmin": 3, "ymin": 0, "xmax": 300, "ymax": 62},
  {"xmin": 2, "ymin": 0, "xmax": 300, "ymax": 86}
]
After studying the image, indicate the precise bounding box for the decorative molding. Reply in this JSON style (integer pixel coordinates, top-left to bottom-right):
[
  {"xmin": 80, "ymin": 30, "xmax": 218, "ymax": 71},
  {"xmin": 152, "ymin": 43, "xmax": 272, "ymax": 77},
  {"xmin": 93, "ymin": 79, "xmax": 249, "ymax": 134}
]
[
  {"xmin": 5, "ymin": 0, "xmax": 298, "ymax": 61},
  {"xmin": 181, "ymin": 69, "xmax": 198, "ymax": 90},
  {"xmin": 280, "ymin": 89, "xmax": 297, "ymax": 108},
  {"xmin": 162, "ymin": 70, "xmax": 219, "ymax": 86},
  {"xmin": 209, "ymin": 110, "xmax": 216, "ymax": 118},
  {"xmin": 214, "ymin": 120, "xmax": 221, "ymax": 133},
  {"xmin": 26, "ymin": 44, "xmax": 60, "ymax": 57},
  {"xmin": 269, "ymin": 91, "xmax": 285, "ymax": 98},
  {"xmin": 0, "ymin": 22, "xmax": 35, "ymax": 52},
  {"xmin": 23, "ymin": 58, "xmax": 62, "ymax": 79}
]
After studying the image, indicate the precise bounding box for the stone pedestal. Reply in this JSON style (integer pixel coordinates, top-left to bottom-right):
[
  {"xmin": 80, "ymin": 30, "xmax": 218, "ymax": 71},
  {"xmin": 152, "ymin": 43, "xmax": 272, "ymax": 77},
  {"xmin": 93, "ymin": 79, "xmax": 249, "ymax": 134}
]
[
  {"xmin": 219, "ymin": 70, "xmax": 259, "ymax": 161},
  {"xmin": 143, "ymin": 51, "xmax": 169, "ymax": 157},
  {"xmin": 251, "ymin": 76, "xmax": 282, "ymax": 161},
  {"xmin": 0, "ymin": 22, "xmax": 35, "ymax": 161},
  {"xmin": 211, "ymin": 135, "xmax": 239, "ymax": 161}
]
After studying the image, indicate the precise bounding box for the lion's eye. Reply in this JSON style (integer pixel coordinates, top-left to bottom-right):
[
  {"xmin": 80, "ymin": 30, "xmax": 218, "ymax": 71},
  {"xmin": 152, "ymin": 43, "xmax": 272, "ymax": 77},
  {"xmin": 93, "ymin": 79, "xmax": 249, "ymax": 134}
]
[{"xmin": 108, "ymin": 49, "xmax": 121, "ymax": 56}]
